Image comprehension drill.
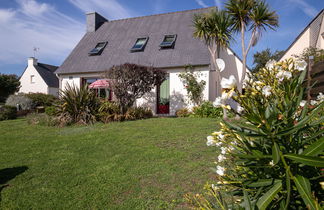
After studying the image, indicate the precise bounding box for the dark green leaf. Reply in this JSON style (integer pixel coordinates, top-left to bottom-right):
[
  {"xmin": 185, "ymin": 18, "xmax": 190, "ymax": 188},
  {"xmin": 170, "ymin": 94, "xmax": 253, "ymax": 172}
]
[
  {"xmin": 248, "ymin": 179, "xmax": 280, "ymax": 187},
  {"xmin": 293, "ymin": 175, "xmax": 317, "ymax": 210},
  {"xmin": 256, "ymin": 181, "xmax": 282, "ymax": 210},
  {"xmin": 243, "ymin": 189, "xmax": 253, "ymax": 210},
  {"xmin": 302, "ymin": 136, "xmax": 324, "ymax": 156},
  {"xmin": 285, "ymin": 154, "xmax": 324, "ymax": 167},
  {"xmin": 272, "ymin": 142, "xmax": 280, "ymax": 164}
]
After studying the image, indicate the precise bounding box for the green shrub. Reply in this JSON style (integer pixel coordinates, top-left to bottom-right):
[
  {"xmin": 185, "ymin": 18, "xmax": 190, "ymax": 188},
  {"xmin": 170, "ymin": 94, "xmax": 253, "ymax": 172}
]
[
  {"xmin": 57, "ymin": 84, "xmax": 100, "ymax": 126},
  {"xmin": 175, "ymin": 108, "xmax": 191, "ymax": 117},
  {"xmin": 0, "ymin": 105, "xmax": 17, "ymax": 121},
  {"xmin": 26, "ymin": 93, "xmax": 58, "ymax": 107},
  {"xmin": 26, "ymin": 113, "xmax": 58, "ymax": 126},
  {"xmin": 5, "ymin": 94, "xmax": 35, "ymax": 110},
  {"xmin": 195, "ymin": 59, "xmax": 324, "ymax": 209},
  {"xmin": 125, "ymin": 107, "xmax": 153, "ymax": 120},
  {"xmin": 191, "ymin": 101, "xmax": 222, "ymax": 118},
  {"xmin": 98, "ymin": 101, "xmax": 121, "ymax": 123},
  {"xmin": 45, "ymin": 106, "xmax": 57, "ymax": 116}
]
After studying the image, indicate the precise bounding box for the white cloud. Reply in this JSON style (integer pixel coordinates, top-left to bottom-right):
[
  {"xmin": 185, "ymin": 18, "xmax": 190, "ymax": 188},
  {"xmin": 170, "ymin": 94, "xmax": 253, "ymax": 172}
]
[
  {"xmin": 289, "ymin": 0, "xmax": 318, "ymax": 17},
  {"xmin": 0, "ymin": 0, "xmax": 84, "ymax": 65},
  {"xmin": 195, "ymin": 0, "xmax": 209, "ymax": 8},
  {"xmin": 68, "ymin": 0, "xmax": 136, "ymax": 20}
]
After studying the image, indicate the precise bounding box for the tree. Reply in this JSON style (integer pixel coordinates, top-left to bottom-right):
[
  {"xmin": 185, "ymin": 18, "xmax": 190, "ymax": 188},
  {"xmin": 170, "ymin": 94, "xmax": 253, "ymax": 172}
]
[
  {"xmin": 226, "ymin": 0, "xmax": 279, "ymax": 88},
  {"xmin": 104, "ymin": 63, "xmax": 166, "ymax": 114},
  {"xmin": 0, "ymin": 74, "xmax": 20, "ymax": 103},
  {"xmin": 193, "ymin": 8, "xmax": 233, "ymax": 119},
  {"xmin": 252, "ymin": 48, "xmax": 284, "ymax": 72},
  {"xmin": 193, "ymin": 8, "xmax": 233, "ymax": 96}
]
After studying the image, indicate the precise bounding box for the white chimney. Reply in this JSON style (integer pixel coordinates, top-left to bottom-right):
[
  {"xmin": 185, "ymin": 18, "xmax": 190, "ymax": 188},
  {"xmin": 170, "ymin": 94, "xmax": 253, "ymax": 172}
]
[{"xmin": 28, "ymin": 57, "xmax": 38, "ymax": 66}]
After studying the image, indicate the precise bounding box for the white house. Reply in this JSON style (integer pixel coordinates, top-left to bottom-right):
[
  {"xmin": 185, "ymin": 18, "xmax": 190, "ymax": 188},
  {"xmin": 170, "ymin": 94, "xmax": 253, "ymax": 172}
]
[
  {"xmin": 19, "ymin": 57, "xmax": 59, "ymax": 96},
  {"xmin": 281, "ymin": 9, "xmax": 324, "ymax": 61},
  {"xmin": 56, "ymin": 7, "xmax": 245, "ymax": 115}
]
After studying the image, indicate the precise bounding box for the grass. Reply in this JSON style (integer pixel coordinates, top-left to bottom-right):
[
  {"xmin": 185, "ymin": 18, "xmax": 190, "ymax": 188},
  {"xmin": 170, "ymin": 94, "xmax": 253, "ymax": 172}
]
[{"xmin": 0, "ymin": 117, "xmax": 219, "ymax": 209}]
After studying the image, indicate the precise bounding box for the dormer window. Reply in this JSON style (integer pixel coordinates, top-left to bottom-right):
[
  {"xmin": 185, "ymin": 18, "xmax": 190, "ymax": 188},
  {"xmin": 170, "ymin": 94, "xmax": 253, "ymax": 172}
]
[
  {"xmin": 89, "ymin": 41, "xmax": 107, "ymax": 56},
  {"xmin": 130, "ymin": 37, "xmax": 148, "ymax": 52},
  {"xmin": 160, "ymin": 35, "xmax": 177, "ymax": 49}
]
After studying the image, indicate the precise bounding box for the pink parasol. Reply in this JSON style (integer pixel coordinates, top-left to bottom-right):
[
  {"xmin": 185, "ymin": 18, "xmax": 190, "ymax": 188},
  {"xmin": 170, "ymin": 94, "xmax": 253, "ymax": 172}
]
[{"xmin": 88, "ymin": 79, "xmax": 110, "ymax": 89}]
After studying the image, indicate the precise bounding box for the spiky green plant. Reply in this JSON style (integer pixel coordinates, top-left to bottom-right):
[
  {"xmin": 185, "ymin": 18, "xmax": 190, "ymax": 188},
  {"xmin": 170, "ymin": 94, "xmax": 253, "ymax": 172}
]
[{"xmin": 57, "ymin": 84, "xmax": 99, "ymax": 125}]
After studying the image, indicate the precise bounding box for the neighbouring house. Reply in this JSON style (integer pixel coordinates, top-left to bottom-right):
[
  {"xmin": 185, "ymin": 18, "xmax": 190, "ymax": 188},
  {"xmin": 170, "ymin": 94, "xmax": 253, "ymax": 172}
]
[
  {"xmin": 19, "ymin": 57, "xmax": 59, "ymax": 97},
  {"xmin": 56, "ymin": 7, "xmax": 245, "ymax": 115},
  {"xmin": 280, "ymin": 9, "xmax": 324, "ymax": 61}
]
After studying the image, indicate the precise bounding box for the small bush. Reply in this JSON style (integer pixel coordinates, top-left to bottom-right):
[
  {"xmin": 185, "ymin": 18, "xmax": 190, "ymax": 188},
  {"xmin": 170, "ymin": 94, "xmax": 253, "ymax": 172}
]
[
  {"xmin": 98, "ymin": 101, "xmax": 121, "ymax": 123},
  {"xmin": 175, "ymin": 108, "xmax": 191, "ymax": 117},
  {"xmin": 125, "ymin": 107, "xmax": 153, "ymax": 120},
  {"xmin": 45, "ymin": 106, "xmax": 57, "ymax": 116},
  {"xmin": 26, "ymin": 113, "xmax": 58, "ymax": 126},
  {"xmin": 0, "ymin": 105, "xmax": 17, "ymax": 121},
  {"xmin": 5, "ymin": 94, "xmax": 35, "ymax": 110},
  {"xmin": 191, "ymin": 101, "xmax": 222, "ymax": 118},
  {"xmin": 26, "ymin": 93, "xmax": 58, "ymax": 107}
]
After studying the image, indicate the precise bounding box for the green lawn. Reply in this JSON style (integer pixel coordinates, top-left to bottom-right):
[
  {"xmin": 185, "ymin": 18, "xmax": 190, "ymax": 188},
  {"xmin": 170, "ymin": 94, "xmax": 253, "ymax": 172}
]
[{"xmin": 0, "ymin": 117, "xmax": 218, "ymax": 209}]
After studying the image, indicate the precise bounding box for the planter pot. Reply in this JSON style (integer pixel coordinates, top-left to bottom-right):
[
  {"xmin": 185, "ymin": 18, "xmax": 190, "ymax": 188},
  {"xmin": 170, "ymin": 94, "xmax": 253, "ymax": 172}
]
[{"xmin": 158, "ymin": 105, "xmax": 169, "ymax": 114}]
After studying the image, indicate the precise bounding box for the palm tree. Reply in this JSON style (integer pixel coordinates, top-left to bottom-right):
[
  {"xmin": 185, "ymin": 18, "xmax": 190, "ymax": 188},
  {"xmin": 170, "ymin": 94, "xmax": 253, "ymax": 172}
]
[
  {"xmin": 193, "ymin": 8, "xmax": 233, "ymax": 119},
  {"xmin": 193, "ymin": 8, "xmax": 233, "ymax": 96},
  {"xmin": 226, "ymin": 0, "xmax": 279, "ymax": 89}
]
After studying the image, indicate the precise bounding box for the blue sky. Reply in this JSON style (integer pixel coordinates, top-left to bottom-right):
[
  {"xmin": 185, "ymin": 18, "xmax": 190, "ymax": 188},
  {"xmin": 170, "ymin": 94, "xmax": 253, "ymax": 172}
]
[{"xmin": 0, "ymin": 0, "xmax": 323, "ymax": 75}]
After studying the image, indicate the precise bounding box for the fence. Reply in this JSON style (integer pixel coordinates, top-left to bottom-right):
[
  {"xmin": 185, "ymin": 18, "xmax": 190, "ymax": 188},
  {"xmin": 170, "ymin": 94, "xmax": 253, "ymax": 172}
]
[{"xmin": 311, "ymin": 61, "xmax": 324, "ymax": 99}]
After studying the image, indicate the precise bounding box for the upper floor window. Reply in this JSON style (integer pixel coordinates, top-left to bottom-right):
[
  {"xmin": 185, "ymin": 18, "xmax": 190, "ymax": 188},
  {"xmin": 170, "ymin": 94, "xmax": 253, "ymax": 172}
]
[
  {"xmin": 130, "ymin": 37, "xmax": 148, "ymax": 52},
  {"xmin": 160, "ymin": 34, "xmax": 177, "ymax": 49},
  {"xmin": 89, "ymin": 41, "xmax": 107, "ymax": 56},
  {"xmin": 30, "ymin": 75, "xmax": 35, "ymax": 84}
]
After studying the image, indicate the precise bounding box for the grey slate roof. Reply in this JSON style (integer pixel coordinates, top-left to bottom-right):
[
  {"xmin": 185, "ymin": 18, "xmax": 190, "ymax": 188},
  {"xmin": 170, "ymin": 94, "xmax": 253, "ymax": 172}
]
[
  {"xmin": 56, "ymin": 7, "xmax": 215, "ymax": 75},
  {"xmin": 35, "ymin": 63, "xmax": 59, "ymax": 88}
]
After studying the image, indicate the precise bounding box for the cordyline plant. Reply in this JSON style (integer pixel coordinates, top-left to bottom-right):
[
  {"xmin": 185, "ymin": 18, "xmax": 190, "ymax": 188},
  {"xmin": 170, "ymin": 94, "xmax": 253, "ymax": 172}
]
[
  {"xmin": 104, "ymin": 63, "xmax": 166, "ymax": 114},
  {"xmin": 190, "ymin": 59, "xmax": 324, "ymax": 209}
]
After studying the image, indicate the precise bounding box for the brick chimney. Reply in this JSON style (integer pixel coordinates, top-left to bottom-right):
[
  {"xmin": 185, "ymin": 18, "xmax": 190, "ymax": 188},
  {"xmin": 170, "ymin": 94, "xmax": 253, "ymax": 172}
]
[
  {"xmin": 86, "ymin": 12, "xmax": 108, "ymax": 32},
  {"xmin": 28, "ymin": 57, "xmax": 38, "ymax": 67}
]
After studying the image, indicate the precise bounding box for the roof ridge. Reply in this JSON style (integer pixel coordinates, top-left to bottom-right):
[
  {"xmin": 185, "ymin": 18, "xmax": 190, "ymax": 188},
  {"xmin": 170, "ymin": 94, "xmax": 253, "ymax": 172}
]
[{"xmin": 108, "ymin": 6, "xmax": 216, "ymax": 23}]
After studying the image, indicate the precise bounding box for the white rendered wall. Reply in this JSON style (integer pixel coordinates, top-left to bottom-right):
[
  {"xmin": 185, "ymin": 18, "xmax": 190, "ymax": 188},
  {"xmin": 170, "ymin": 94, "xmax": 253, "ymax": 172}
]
[{"xmin": 19, "ymin": 65, "xmax": 49, "ymax": 95}]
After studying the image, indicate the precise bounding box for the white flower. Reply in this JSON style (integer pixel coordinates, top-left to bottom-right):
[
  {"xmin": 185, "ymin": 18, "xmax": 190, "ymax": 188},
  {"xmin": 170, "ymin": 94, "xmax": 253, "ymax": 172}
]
[
  {"xmin": 317, "ymin": 92, "xmax": 324, "ymax": 102},
  {"xmin": 216, "ymin": 142, "xmax": 222, "ymax": 146},
  {"xmin": 254, "ymin": 81, "xmax": 263, "ymax": 91},
  {"xmin": 221, "ymin": 147, "xmax": 227, "ymax": 154},
  {"xmin": 295, "ymin": 60, "xmax": 307, "ymax": 71},
  {"xmin": 265, "ymin": 59, "xmax": 276, "ymax": 69},
  {"xmin": 206, "ymin": 136, "xmax": 216, "ymax": 146},
  {"xmin": 213, "ymin": 97, "xmax": 222, "ymax": 107},
  {"xmin": 283, "ymin": 71, "xmax": 292, "ymax": 79},
  {"xmin": 216, "ymin": 166, "xmax": 225, "ymax": 176},
  {"xmin": 249, "ymin": 141, "xmax": 255, "ymax": 147},
  {"xmin": 211, "ymin": 184, "xmax": 219, "ymax": 191},
  {"xmin": 262, "ymin": 86, "xmax": 272, "ymax": 97},
  {"xmin": 299, "ymin": 100, "xmax": 307, "ymax": 107},
  {"xmin": 310, "ymin": 100, "xmax": 317, "ymax": 106},
  {"xmin": 218, "ymin": 154, "xmax": 226, "ymax": 162},
  {"xmin": 221, "ymin": 90, "xmax": 236, "ymax": 100},
  {"xmin": 237, "ymin": 105, "xmax": 244, "ymax": 114},
  {"xmin": 269, "ymin": 160, "xmax": 275, "ymax": 166},
  {"xmin": 221, "ymin": 75, "xmax": 237, "ymax": 89},
  {"xmin": 276, "ymin": 71, "xmax": 292, "ymax": 82}
]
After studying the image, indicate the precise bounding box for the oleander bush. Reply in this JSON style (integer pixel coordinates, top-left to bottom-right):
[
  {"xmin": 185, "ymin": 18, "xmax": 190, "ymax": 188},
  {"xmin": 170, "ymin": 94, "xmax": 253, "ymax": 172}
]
[
  {"xmin": 190, "ymin": 59, "xmax": 324, "ymax": 209},
  {"xmin": 0, "ymin": 105, "xmax": 17, "ymax": 121},
  {"xmin": 5, "ymin": 94, "xmax": 35, "ymax": 110}
]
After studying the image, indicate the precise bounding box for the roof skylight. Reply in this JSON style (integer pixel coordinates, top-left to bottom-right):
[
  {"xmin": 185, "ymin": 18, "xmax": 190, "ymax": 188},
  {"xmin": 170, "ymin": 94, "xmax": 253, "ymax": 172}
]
[
  {"xmin": 130, "ymin": 37, "xmax": 148, "ymax": 52},
  {"xmin": 89, "ymin": 41, "xmax": 107, "ymax": 56},
  {"xmin": 160, "ymin": 35, "xmax": 177, "ymax": 49}
]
